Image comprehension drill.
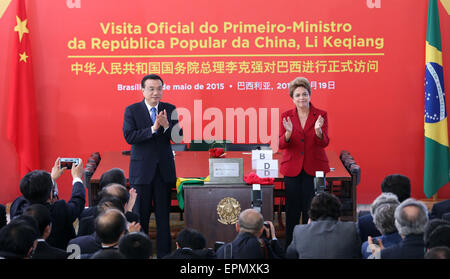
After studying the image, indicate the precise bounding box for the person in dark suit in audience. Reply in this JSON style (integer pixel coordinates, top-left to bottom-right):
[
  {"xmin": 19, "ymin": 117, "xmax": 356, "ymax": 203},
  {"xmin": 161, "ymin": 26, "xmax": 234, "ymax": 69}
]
[
  {"xmin": 429, "ymin": 199, "xmax": 450, "ymax": 220},
  {"xmin": 69, "ymin": 196, "xmax": 130, "ymax": 256},
  {"xmin": 216, "ymin": 209, "xmax": 283, "ymax": 259},
  {"xmin": 77, "ymin": 184, "xmax": 139, "ymax": 236},
  {"xmin": 81, "ymin": 209, "xmax": 128, "ymax": 259},
  {"xmin": 23, "ymin": 204, "xmax": 69, "ymax": 259},
  {"xmin": 0, "ymin": 216, "xmax": 39, "ymax": 259},
  {"xmin": 163, "ymin": 228, "xmax": 215, "ymax": 259},
  {"xmin": 123, "ymin": 74, "xmax": 182, "ymax": 258},
  {"xmin": 88, "ymin": 167, "xmax": 128, "ymax": 207},
  {"xmin": 369, "ymin": 198, "xmax": 429, "ymax": 259},
  {"xmin": 119, "ymin": 232, "xmax": 153, "ymax": 259},
  {"xmin": 286, "ymin": 192, "xmax": 361, "ymax": 259},
  {"xmin": 424, "ymin": 219, "xmax": 450, "ymax": 252},
  {"xmin": 90, "ymin": 249, "xmax": 125, "ymax": 259},
  {"xmin": 357, "ymin": 174, "xmax": 411, "ymax": 242},
  {"xmin": 80, "ymin": 167, "xmax": 136, "ymax": 219},
  {"xmin": 361, "ymin": 193, "xmax": 401, "ymax": 258},
  {"xmin": 67, "ymin": 230, "xmax": 102, "ymax": 258},
  {"xmin": 0, "ymin": 204, "xmax": 6, "ymax": 230},
  {"xmin": 100, "ymin": 168, "xmax": 127, "ymax": 189},
  {"xmin": 9, "ymin": 158, "xmax": 85, "ymax": 250},
  {"xmin": 443, "ymin": 212, "xmax": 450, "ymax": 221}
]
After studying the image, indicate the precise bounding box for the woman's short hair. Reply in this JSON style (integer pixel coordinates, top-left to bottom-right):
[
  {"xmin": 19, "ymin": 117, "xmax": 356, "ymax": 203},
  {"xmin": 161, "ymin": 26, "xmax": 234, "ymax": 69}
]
[
  {"xmin": 370, "ymin": 192, "xmax": 400, "ymax": 217},
  {"xmin": 373, "ymin": 203, "xmax": 399, "ymax": 235},
  {"xmin": 289, "ymin": 77, "xmax": 311, "ymax": 98}
]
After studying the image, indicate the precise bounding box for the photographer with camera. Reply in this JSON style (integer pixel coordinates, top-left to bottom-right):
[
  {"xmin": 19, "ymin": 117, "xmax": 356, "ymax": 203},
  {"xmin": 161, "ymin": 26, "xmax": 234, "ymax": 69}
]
[
  {"xmin": 216, "ymin": 208, "xmax": 284, "ymax": 259},
  {"xmin": 9, "ymin": 157, "xmax": 86, "ymax": 250}
]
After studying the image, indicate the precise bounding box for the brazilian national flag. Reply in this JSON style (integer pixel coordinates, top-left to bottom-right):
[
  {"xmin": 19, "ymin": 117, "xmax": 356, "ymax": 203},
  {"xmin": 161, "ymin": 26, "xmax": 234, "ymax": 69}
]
[
  {"xmin": 424, "ymin": 0, "xmax": 449, "ymax": 198},
  {"xmin": 175, "ymin": 176, "xmax": 209, "ymax": 210}
]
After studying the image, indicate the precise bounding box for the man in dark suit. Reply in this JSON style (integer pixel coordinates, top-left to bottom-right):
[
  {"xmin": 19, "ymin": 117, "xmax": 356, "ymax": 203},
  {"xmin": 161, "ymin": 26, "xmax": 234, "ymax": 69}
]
[
  {"xmin": 69, "ymin": 194, "xmax": 134, "ymax": 257},
  {"xmin": 77, "ymin": 185, "xmax": 139, "ymax": 236},
  {"xmin": 123, "ymin": 74, "xmax": 181, "ymax": 258},
  {"xmin": 119, "ymin": 232, "xmax": 153, "ymax": 259},
  {"xmin": 216, "ymin": 209, "xmax": 283, "ymax": 259},
  {"xmin": 23, "ymin": 204, "xmax": 69, "ymax": 259},
  {"xmin": 430, "ymin": 199, "xmax": 450, "ymax": 220},
  {"xmin": 0, "ymin": 217, "xmax": 39, "ymax": 259},
  {"xmin": 9, "ymin": 158, "xmax": 85, "ymax": 250},
  {"xmin": 163, "ymin": 228, "xmax": 215, "ymax": 259},
  {"xmin": 80, "ymin": 209, "xmax": 128, "ymax": 259}
]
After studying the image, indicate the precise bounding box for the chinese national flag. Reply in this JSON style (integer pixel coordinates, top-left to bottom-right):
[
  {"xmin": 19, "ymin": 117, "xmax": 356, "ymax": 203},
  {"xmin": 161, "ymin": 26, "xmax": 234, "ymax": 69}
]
[{"xmin": 7, "ymin": 0, "xmax": 39, "ymax": 178}]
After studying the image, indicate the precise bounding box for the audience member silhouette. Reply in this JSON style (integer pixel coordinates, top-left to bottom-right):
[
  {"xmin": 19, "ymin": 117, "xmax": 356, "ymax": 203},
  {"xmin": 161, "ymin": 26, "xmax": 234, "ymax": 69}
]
[
  {"xmin": 361, "ymin": 193, "xmax": 401, "ymax": 258},
  {"xmin": 358, "ymin": 174, "xmax": 411, "ymax": 242},
  {"xmin": 286, "ymin": 192, "xmax": 361, "ymax": 258},
  {"xmin": 23, "ymin": 204, "xmax": 69, "ymax": 259},
  {"xmin": 163, "ymin": 228, "xmax": 215, "ymax": 259},
  {"xmin": 119, "ymin": 232, "xmax": 153, "ymax": 259}
]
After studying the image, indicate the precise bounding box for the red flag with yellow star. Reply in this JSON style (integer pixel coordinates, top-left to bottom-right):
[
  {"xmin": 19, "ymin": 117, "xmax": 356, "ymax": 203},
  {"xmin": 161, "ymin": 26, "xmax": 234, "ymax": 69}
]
[{"xmin": 7, "ymin": 0, "xmax": 39, "ymax": 177}]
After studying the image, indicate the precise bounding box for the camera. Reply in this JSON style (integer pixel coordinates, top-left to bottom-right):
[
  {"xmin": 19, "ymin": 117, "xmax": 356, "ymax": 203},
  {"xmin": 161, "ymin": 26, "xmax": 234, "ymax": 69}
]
[
  {"xmin": 60, "ymin": 158, "xmax": 80, "ymax": 169},
  {"xmin": 214, "ymin": 241, "xmax": 225, "ymax": 252},
  {"xmin": 263, "ymin": 222, "xmax": 272, "ymax": 239}
]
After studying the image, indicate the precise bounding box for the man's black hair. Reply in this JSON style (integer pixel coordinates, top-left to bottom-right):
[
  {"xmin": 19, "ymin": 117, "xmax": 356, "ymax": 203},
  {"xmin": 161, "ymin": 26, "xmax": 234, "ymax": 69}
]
[
  {"xmin": 176, "ymin": 228, "xmax": 206, "ymax": 250},
  {"xmin": 99, "ymin": 168, "xmax": 127, "ymax": 189},
  {"xmin": 381, "ymin": 174, "xmax": 411, "ymax": 202},
  {"xmin": 23, "ymin": 203, "xmax": 51, "ymax": 237},
  {"xmin": 20, "ymin": 170, "xmax": 53, "ymax": 204},
  {"xmin": 424, "ymin": 219, "xmax": 450, "ymax": 249},
  {"xmin": 0, "ymin": 217, "xmax": 39, "ymax": 258},
  {"xmin": 141, "ymin": 74, "xmax": 164, "ymax": 88},
  {"xmin": 119, "ymin": 232, "xmax": 153, "ymax": 259}
]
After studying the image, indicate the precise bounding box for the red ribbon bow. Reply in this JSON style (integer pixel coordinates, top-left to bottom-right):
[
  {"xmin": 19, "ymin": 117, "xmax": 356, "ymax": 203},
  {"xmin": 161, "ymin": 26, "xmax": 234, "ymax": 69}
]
[
  {"xmin": 243, "ymin": 172, "xmax": 275, "ymax": 185},
  {"xmin": 209, "ymin": 147, "xmax": 225, "ymax": 158}
]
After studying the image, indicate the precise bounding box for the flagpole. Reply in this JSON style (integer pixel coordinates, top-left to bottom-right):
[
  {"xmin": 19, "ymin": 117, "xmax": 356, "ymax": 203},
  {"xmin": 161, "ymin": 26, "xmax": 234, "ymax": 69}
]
[{"xmin": 432, "ymin": 193, "xmax": 438, "ymax": 201}]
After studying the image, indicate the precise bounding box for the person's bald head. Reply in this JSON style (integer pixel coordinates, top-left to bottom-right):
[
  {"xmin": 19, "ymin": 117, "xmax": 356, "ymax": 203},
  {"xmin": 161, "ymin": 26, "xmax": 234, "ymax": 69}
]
[
  {"xmin": 102, "ymin": 183, "xmax": 130, "ymax": 208},
  {"xmin": 394, "ymin": 198, "xmax": 428, "ymax": 237},
  {"xmin": 95, "ymin": 209, "xmax": 127, "ymax": 245},
  {"xmin": 237, "ymin": 209, "xmax": 264, "ymax": 236}
]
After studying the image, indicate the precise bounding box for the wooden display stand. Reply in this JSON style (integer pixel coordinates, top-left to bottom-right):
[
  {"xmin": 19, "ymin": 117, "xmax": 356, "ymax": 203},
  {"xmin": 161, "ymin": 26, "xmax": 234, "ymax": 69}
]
[{"xmin": 183, "ymin": 183, "xmax": 273, "ymax": 249}]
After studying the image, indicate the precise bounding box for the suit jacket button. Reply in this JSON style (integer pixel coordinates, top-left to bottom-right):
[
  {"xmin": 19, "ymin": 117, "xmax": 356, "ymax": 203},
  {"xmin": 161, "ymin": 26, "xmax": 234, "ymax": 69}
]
[
  {"xmin": 301, "ymin": 139, "xmax": 304, "ymax": 142},
  {"xmin": 301, "ymin": 152, "xmax": 304, "ymax": 155}
]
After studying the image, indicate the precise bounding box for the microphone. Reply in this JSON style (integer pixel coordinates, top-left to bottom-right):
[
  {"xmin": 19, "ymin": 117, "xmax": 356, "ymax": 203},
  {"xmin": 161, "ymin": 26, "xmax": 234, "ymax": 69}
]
[
  {"xmin": 314, "ymin": 171, "xmax": 326, "ymax": 194},
  {"xmin": 251, "ymin": 184, "xmax": 262, "ymax": 212}
]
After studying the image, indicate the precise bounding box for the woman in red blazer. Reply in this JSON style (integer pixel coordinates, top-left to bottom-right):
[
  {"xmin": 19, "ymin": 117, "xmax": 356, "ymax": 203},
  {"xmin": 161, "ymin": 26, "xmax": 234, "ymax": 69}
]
[{"xmin": 279, "ymin": 77, "xmax": 330, "ymax": 249}]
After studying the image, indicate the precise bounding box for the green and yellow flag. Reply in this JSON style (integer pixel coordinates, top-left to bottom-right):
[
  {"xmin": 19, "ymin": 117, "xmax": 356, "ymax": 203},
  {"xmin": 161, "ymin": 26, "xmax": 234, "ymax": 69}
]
[
  {"xmin": 424, "ymin": 0, "xmax": 449, "ymax": 198},
  {"xmin": 175, "ymin": 176, "xmax": 209, "ymax": 210}
]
